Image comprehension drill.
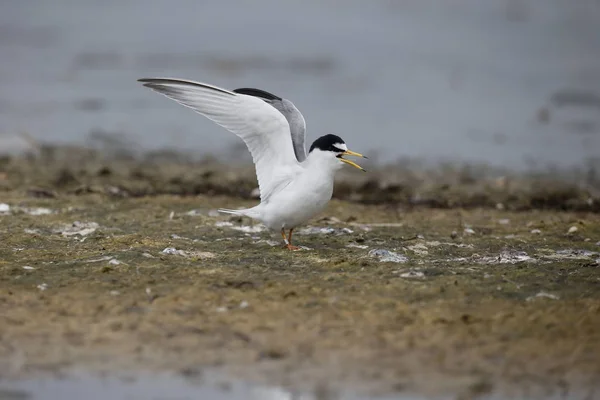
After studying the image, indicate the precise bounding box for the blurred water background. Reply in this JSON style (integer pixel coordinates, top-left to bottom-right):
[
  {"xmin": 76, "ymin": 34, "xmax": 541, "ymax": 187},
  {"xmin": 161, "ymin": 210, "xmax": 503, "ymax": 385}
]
[{"xmin": 1, "ymin": 0, "xmax": 599, "ymax": 170}]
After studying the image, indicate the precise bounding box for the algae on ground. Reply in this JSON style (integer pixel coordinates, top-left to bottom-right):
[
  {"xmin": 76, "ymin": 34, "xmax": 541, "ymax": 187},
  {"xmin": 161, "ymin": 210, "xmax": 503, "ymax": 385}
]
[{"xmin": 1, "ymin": 148, "xmax": 600, "ymax": 398}]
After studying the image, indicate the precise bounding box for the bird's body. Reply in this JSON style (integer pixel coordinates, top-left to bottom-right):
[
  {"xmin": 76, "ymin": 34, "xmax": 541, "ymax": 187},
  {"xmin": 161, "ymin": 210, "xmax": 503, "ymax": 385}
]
[
  {"xmin": 138, "ymin": 77, "xmax": 366, "ymax": 249},
  {"xmin": 228, "ymin": 151, "xmax": 338, "ymax": 230}
]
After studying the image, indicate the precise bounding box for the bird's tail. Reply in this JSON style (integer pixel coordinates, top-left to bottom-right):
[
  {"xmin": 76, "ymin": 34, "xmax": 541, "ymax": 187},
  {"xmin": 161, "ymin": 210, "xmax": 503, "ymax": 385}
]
[
  {"xmin": 217, "ymin": 208, "xmax": 245, "ymax": 216},
  {"xmin": 217, "ymin": 207, "xmax": 260, "ymax": 219}
]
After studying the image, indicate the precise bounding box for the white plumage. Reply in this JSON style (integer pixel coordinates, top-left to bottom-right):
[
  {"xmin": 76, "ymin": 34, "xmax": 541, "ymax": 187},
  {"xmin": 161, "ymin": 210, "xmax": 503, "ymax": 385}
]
[{"xmin": 139, "ymin": 78, "xmax": 366, "ymax": 250}]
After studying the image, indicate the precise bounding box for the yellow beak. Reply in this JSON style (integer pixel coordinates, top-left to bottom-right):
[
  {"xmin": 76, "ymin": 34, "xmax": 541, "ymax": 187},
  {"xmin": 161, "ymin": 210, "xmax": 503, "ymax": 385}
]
[{"xmin": 339, "ymin": 150, "xmax": 367, "ymax": 172}]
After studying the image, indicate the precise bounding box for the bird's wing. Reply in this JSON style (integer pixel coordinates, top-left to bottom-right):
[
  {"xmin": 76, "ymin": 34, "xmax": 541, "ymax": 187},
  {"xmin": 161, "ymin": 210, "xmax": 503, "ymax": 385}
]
[
  {"xmin": 233, "ymin": 88, "xmax": 307, "ymax": 162},
  {"xmin": 138, "ymin": 78, "xmax": 300, "ymax": 201}
]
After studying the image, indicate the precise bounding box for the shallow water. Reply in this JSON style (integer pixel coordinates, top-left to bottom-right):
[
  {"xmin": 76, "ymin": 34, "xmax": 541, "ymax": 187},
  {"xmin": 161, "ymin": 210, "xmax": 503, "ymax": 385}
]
[
  {"xmin": 1, "ymin": 0, "xmax": 599, "ymax": 169},
  {"xmin": 0, "ymin": 372, "xmax": 422, "ymax": 400}
]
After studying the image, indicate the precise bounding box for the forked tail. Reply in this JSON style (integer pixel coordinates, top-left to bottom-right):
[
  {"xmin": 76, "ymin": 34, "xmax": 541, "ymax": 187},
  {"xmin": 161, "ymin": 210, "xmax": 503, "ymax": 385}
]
[
  {"xmin": 217, "ymin": 208, "xmax": 245, "ymax": 216},
  {"xmin": 217, "ymin": 207, "xmax": 260, "ymax": 219}
]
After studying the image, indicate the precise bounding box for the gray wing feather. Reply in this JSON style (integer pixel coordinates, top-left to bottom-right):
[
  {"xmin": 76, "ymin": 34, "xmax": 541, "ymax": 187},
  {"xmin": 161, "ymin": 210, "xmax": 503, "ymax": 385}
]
[{"xmin": 233, "ymin": 88, "xmax": 307, "ymax": 162}]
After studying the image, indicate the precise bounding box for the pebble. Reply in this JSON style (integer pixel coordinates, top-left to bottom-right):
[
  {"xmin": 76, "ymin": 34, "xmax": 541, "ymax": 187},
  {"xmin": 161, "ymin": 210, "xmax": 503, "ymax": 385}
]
[
  {"xmin": 464, "ymin": 228, "xmax": 476, "ymax": 235},
  {"xmin": 399, "ymin": 270, "xmax": 424, "ymax": 278},
  {"xmin": 567, "ymin": 226, "xmax": 578, "ymax": 234},
  {"xmin": 368, "ymin": 249, "xmax": 409, "ymax": 263},
  {"xmin": 526, "ymin": 292, "xmax": 560, "ymax": 301},
  {"xmin": 530, "ymin": 229, "xmax": 541, "ymax": 234},
  {"xmin": 498, "ymin": 219, "xmax": 510, "ymax": 225},
  {"xmin": 346, "ymin": 243, "xmax": 368, "ymax": 249},
  {"xmin": 0, "ymin": 203, "xmax": 10, "ymax": 214},
  {"xmin": 37, "ymin": 283, "xmax": 48, "ymax": 291},
  {"xmin": 23, "ymin": 207, "xmax": 53, "ymax": 216},
  {"xmin": 162, "ymin": 247, "xmax": 187, "ymax": 256},
  {"xmin": 22, "ymin": 266, "xmax": 35, "ymax": 270},
  {"xmin": 58, "ymin": 221, "xmax": 99, "ymax": 237}
]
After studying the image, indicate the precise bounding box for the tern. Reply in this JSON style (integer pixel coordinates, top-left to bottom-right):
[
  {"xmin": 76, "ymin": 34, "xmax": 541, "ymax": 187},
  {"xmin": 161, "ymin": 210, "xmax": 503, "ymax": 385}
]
[{"xmin": 138, "ymin": 78, "xmax": 366, "ymax": 250}]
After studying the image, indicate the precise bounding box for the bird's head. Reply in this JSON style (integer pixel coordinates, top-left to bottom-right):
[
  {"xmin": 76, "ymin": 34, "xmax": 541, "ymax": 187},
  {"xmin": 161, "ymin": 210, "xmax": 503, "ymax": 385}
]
[{"xmin": 308, "ymin": 134, "xmax": 367, "ymax": 172}]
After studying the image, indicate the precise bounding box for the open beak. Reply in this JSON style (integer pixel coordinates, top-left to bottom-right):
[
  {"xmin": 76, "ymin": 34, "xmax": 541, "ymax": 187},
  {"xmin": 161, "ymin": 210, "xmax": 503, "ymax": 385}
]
[{"xmin": 338, "ymin": 150, "xmax": 368, "ymax": 172}]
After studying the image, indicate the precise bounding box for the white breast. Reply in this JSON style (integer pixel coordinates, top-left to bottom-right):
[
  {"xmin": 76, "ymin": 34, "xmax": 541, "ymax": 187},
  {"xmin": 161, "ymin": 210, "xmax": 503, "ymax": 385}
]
[{"xmin": 258, "ymin": 168, "xmax": 335, "ymax": 230}]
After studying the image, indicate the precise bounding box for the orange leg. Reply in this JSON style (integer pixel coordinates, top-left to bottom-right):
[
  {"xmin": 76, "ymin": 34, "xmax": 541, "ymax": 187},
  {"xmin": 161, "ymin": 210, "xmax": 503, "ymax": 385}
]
[{"xmin": 281, "ymin": 228, "xmax": 300, "ymax": 251}]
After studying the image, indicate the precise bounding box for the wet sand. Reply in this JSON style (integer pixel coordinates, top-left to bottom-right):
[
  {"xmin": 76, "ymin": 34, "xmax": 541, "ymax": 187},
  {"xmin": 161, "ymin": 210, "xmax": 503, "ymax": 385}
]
[{"xmin": 1, "ymin": 148, "xmax": 600, "ymax": 399}]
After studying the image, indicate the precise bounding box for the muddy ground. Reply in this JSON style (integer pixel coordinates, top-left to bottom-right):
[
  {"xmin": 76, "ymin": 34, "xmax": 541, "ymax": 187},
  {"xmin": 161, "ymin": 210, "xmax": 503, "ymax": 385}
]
[{"xmin": 1, "ymin": 148, "xmax": 600, "ymax": 399}]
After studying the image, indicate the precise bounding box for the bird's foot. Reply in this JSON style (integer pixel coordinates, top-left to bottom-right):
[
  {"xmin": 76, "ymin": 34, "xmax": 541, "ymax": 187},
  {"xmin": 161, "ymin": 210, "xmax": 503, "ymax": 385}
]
[{"xmin": 285, "ymin": 244, "xmax": 301, "ymax": 251}]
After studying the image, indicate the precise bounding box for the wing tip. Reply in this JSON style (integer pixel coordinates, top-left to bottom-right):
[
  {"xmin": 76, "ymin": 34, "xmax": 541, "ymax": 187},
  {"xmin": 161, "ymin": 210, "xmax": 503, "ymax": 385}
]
[
  {"xmin": 137, "ymin": 78, "xmax": 235, "ymax": 96},
  {"xmin": 233, "ymin": 88, "xmax": 282, "ymax": 101}
]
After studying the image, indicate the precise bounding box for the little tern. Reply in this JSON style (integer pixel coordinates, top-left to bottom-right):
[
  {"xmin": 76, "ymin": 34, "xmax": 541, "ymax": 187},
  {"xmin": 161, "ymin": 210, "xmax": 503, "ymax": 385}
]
[{"xmin": 138, "ymin": 78, "xmax": 366, "ymax": 250}]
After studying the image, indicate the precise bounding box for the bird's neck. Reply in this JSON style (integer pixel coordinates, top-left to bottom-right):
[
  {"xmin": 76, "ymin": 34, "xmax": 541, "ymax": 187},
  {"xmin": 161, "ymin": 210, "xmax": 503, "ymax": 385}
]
[{"xmin": 304, "ymin": 150, "xmax": 343, "ymax": 178}]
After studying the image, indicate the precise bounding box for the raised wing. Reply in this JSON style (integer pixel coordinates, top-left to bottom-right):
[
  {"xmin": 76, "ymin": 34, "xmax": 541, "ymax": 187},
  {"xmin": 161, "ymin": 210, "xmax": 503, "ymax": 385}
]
[
  {"xmin": 233, "ymin": 88, "xmax": 307, "ymax": 162},
  {"xmin": 138, "ymin": 78, "xmax": 300, "ymax": 201}
]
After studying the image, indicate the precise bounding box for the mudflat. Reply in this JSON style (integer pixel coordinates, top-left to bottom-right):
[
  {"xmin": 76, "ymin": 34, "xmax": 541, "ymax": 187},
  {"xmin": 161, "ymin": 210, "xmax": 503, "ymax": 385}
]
[{"xmin": 1, "ymin": 148, "xmax": 599, "ymax": 399}]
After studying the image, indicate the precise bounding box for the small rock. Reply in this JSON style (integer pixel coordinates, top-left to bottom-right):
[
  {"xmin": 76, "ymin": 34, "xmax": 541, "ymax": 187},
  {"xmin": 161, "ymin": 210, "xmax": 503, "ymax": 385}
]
[
  {"xmin": 450, "ymin": 231, "xmax": 458, "ymax": 239},
  {"xmin": 530, "ymin": 229, "xmax": 541, "ymax": 234},
  {"xmin": 142, "ymin": 252, "xmax": 155, "ymax": 258},
  {"xmin": 297, "ymin": 226, "xmax": 352, "ymax": 235},
  {"xmin": 37, "ymin": 283, "xmax": 48, "ymax": 291},
  {"xmin": 22, "ymin": 207, "xmax": 53, "ymax": 216},
  {"xmin": 399, "ymin": 270, "xmax": 424, "ymax": 278},
  {"xmin": 567, "ymin": 226, "xmax": 578, "ymax": 234},
  {"xmin": 108, "ymin": 259, "xmax": 121, "ymax": 265},
  {"xmin": 57, "ymin": 221, "xmax": 99, "ymax": 237},
  {"xmin": 0, "ymin": 203, "xmax": 10, "ymax": 214},
  {"xmin": 239, "ymin": 301, "xmax": 249, "ymax": 309},
  {"xmin": 498, "ymin": 219, "xmax": 510, "ymax": 225},
  {"xmin": 215, "ymin": 221, "xmax": 234, "ymax": 227},
  {"xmin": 346, "ymin": 243, "xmax": 368, "ymax": 249},
  {"xmin": 369, "ymin": 249, "xmax": 408, "ymax": 263},
  {"xmin": 407, "ymin": 244, "xmax": 428, "ymax": 255},
  {"xmin": 162, "ymin": 247, "xmax": 187, "ymax": 256},
  {"xmin": 110, "ymin": 290, "xmax": 120, "ymax": 296},
  {"xmin": 185, "ymin": 209, "xmax": 204, "ymax": 216},
  {"xmin": 168, "ymin": 211, "xmax": 175, "ymax": 220},
  {"xmin": 464, "ymin": 228, "xmax": 475, "ymax": 235},
  {"xmin": 22, "ymin": 266, "xmax": 35, "ymax": 270},
  {"xmin": 161, "ymin": 247, "xmax": 215, "ymax": 259},
  {"xmin": 526, "ymin": 292, "xmax": 560, "ymax": 301},
  {"xmin": 496, "ymin": 203, "xmax": 505, "ymax": 210},
  {"xmin": 216, "ymin": 306, "xmax": 228, "ymax": 313}
]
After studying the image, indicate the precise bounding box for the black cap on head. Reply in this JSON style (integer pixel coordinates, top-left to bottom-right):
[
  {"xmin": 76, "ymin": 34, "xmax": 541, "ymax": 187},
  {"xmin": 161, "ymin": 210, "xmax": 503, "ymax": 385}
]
[{"xmin": 309, "ymin": 134, "xmax": 345, "ymax": 153}]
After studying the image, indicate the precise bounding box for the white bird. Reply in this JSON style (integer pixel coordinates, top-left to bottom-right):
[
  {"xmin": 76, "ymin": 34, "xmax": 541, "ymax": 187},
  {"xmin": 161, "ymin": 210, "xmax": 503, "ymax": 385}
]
[{"xmin": 138, "ymin": 78, "xmax": 366, "ymax": 250}]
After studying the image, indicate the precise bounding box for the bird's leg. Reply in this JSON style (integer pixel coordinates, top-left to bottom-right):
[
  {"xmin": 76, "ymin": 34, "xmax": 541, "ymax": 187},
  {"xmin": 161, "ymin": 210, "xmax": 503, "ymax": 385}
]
[
  {"xmin": 281, "ymin": 228, "xmax": 300, "ymax": 251},
  {"xmin": 286, "ymin": 228, "xmax": 301, "ymax": 251}
]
